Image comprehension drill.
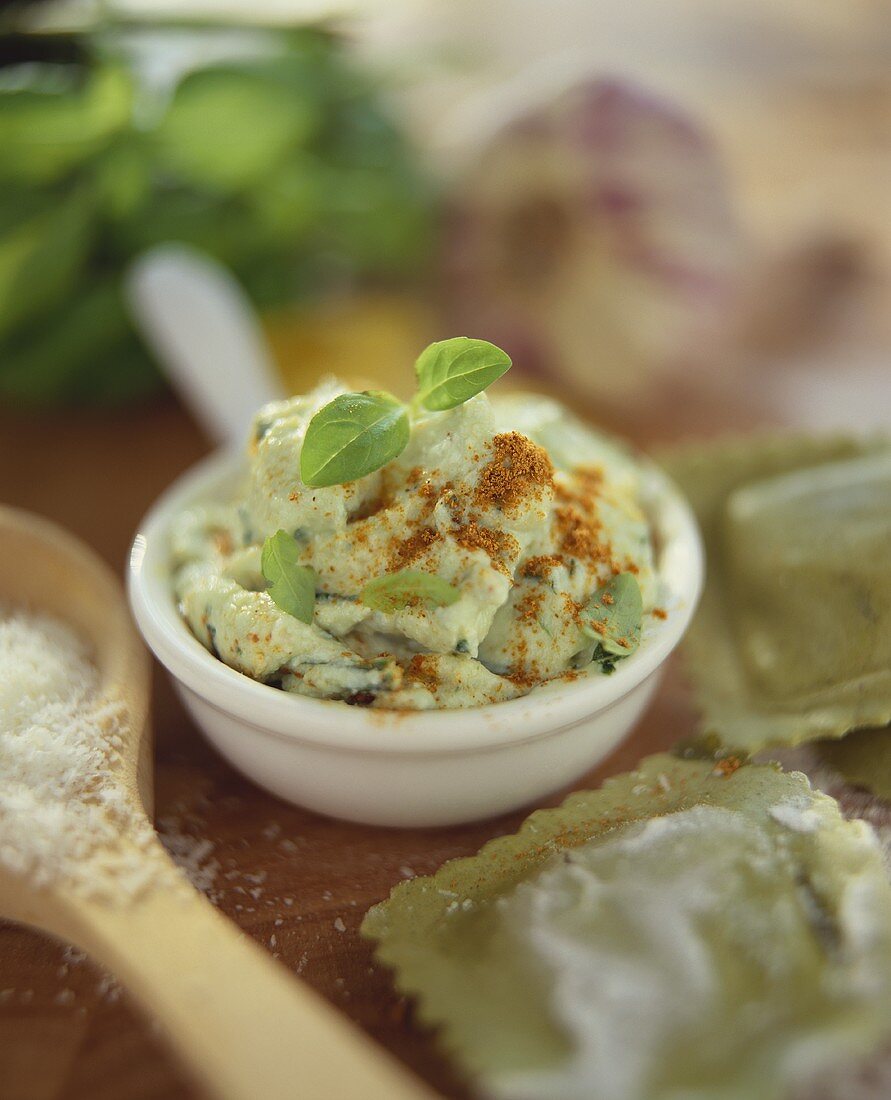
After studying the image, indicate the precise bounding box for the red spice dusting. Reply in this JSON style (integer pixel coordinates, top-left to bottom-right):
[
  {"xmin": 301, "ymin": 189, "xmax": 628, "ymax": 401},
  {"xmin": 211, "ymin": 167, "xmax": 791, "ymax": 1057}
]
[
  {"xmin": 388, "ymin": 527, "xmax": 440, "ymax": 570},
  {"xmin": 713, "ymin": 756, "xmax": 743, "ymax": 778},
  {"xmin": 404, "ymin": 655, "xmax": 439, "ymax": 694},
  {"xmin": 553, "ymin": 467, "xmax": 603, "ymax": 512},
  {"xmin": 346, "ymin": 691, "xmax": 375, "ymax": 707},
  {"xmin": 212, "ymin": 529, "xmax": 234, "ymax": 556},
  {"xmin": 555, "ymin": 505, "xmax": 611, "ymax": 565},
  {"xmin": 503, "ymin": 631, "xmax": 544, "ymax": 686},
  {"xmin": 562, "ymin": 592, "xmax": 583, "ymax": 624},
  {"xmin": 563, "ymin": 465, "xmax": 604, "ymax": 501},
  {"xmin": 550, "ymin": 464, "xmax": 619, "ymax": 568},
  {"xmin": 507, "ymin": 665, "xmax": 540, "ymax": 689},
  {"xmin": 474, "ymin": 433, "xmax": 554, "ymax": 513},
  {"xmin": 652, "ymin": 607, "xmax": 668, "ymax": 620},
  {"xmin": 515, "ymin": 590, "xmax": 544, "ymax": 624},
  {"xmin": 602, "ymin": 593, "xmax": 614, "ymax": 606},
  {"xmin": 454, "ymin": 522, "xmax": 518, "ymax": 576},
  {"xmin": 519, "ymin": 554, "xmax": 563, "ymax": 579},
  {"xmin": 404, "ymin": 477, "xmax": 449, "ymax": 524}
]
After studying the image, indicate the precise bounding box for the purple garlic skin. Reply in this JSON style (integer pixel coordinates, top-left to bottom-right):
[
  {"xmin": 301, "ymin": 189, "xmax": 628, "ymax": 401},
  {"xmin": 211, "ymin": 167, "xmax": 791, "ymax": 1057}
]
[{"xmin": 442, "ymin": 78, "xmax": 743, "ymax": 411}]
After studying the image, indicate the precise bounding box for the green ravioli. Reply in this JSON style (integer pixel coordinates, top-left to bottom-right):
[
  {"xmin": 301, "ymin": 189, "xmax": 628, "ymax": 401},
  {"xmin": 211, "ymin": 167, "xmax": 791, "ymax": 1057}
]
[
  {"xmin": 819, "ymin": 728, "xmax": 891, "ymax": 804},
  {"xmin": 662, "ymin": 436, "xmax": 891, "ymax": 752},
  {"xmin": 363, "ymin": 753, "xmax": 891, "ymax": 1100}
]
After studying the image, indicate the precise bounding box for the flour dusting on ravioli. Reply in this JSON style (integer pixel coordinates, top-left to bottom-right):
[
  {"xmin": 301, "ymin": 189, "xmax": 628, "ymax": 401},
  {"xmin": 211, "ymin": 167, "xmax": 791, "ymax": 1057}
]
[{"xmin": 363, "ymin": 754, "xmax": 891, "ymax": 1100}]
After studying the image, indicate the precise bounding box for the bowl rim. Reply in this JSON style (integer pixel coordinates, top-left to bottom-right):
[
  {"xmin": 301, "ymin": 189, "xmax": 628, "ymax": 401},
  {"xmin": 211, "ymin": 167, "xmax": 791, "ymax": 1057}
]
[{"xmin": 128, "ymin": 446, "xmax": 702, "ymax": 755}]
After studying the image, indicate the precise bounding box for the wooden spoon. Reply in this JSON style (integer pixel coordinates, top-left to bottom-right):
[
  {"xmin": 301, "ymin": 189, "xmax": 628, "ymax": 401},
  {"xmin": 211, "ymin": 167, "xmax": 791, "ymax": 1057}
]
[{"xmin": 0, "ymin": 505, "xmax": 436, "ymax": 1100}]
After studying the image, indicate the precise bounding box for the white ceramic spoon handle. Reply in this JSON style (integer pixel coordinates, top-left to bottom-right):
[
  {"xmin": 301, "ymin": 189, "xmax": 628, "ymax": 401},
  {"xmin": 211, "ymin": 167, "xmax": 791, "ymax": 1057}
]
[{"xmin": 126, "ymin": 244, "xmax": 286, "ymax": 448}]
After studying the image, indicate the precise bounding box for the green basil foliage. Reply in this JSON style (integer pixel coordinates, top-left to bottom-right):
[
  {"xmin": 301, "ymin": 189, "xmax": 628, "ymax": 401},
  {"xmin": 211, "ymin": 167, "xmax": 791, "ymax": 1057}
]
[
  {"xmin": 300, "ymin": 391, "xmax": 410, "ymax": 487},
  {"xmin": 261, "ymin": 530, "xmax": 316, "ymax": 624},
  {"xmin": 580, "ymin": 573, "xmax": 643, "ymax": 665},
  {"xmin": 415, "ymin": 337, "xmax": 512, "ymax": 411},
  {"xmin": 360, "ymin": 569, "xmax": 460, "ymax": 613},
  {"xmin": 0, "ymin": 24, "xmax": 434, "ymax": 406},
  {"xmin": 300, "ymin": 336, "xmax": 512, "ymax": 487}
]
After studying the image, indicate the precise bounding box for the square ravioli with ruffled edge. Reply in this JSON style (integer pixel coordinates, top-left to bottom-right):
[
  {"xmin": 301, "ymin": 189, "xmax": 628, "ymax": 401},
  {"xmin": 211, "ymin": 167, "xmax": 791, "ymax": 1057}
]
[
  {"xmin": 661, "ymin": 436, "xmax": 891, "ymax": 752},
  {"xmin": 362, "ymin": 753, "xmax": 891, "ymax": 1100},
  {"xmin": 170, "ymin": 381, "xmax": 659, "ymax": 710}
]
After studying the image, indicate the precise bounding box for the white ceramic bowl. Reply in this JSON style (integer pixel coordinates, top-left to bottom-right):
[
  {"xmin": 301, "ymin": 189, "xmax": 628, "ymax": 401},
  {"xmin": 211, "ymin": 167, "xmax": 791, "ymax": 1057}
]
[{"xmin": 128, "ymin": 450, "xmax": 702, "ymax": 827}]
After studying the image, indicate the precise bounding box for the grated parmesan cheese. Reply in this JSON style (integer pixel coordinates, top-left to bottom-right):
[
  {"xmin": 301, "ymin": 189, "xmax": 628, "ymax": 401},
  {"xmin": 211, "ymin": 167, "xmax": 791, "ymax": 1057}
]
[{"xmin": 0, "ymin": 607, "xmax": 155, "ymax": 900}]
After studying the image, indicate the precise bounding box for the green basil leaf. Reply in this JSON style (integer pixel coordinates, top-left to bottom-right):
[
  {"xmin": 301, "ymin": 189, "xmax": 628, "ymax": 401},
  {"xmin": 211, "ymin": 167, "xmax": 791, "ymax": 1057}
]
[
  {"xmin": 360, "ymin": 569, "xmax": 460, "ymax": 613},
  {"xmin": 261, "ymin": 530, "xmax": 316, "ymax": 624},
  {"xmin": 0, "ymin": 185, "xmax": 94, "ymax": 343},
  {"xmin": 580, "ymin": 572, "xmax": 643, "ymax": 658},
  {"xmin": 0, "ymin": 65, "xmax": 133, "ymax": 186},
  {"xmin": 300, "ymin": 391, "xmax": 409, "ymax": 487},
  {"xmin": 155, "ymin": 66, "xmax": 317, "ymax": 193},
  {"xmin": 415, "ymin": 337, "xmax": 511, "ymax": 411},
  {"xmin": 0, "ymin": 280, "xmax": 160, "ymax": 406}
]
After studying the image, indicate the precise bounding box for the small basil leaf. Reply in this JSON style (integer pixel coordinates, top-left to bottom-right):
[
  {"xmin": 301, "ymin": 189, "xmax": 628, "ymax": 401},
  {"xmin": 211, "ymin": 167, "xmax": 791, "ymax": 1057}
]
[
  {"xmin": 261, "ymin": 530, "xmax": 316, "ymax": 624},
  {"xmin": 360, "ymin": 569, "xmax": 461, "ymax": 613},
  {"xmin": 580, "ymin": 572, "xmax": 643, "ymax": 658},
  {"xmin": 415, "ymin": 337, "xmax": 512, "ymax": 411},
  {"xmin": 300, "ymin": 391, "xmax": 409, "ymax": 487}
]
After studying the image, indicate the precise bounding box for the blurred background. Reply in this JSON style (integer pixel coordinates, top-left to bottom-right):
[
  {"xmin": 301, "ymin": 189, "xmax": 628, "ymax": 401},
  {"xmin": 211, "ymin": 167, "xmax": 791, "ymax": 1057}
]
[
  {"xmin": 1, "ymin": 5, "xmax": 890, "ymax": 1095},
  {"xmin": 1, "ymin": 0, "xmax": 889, "ymax": 434}
]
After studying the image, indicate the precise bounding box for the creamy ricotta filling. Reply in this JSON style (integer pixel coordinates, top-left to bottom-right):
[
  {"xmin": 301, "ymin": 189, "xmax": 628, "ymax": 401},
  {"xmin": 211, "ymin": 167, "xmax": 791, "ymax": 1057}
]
[{"xmin": 171, "ymin": 385, "xmax": 657, "ymax": 709}]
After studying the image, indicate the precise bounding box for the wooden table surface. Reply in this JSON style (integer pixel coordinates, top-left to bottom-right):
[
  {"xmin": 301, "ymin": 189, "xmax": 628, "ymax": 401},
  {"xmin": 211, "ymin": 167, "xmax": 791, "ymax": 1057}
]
[
  {"xmin": 0, "ymin": 392, "xmax": 706, "ymax": 1100},
  {"xmin": 2, "ymin": 12, "xmax": 889, "ymax": 1095}
]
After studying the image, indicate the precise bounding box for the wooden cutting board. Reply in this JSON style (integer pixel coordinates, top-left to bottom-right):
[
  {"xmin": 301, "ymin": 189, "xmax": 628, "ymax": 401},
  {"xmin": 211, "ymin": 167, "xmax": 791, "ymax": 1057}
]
[{"xmin": 0, "ymin": 395, "xmax": 706, "ymax": 1100}]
